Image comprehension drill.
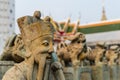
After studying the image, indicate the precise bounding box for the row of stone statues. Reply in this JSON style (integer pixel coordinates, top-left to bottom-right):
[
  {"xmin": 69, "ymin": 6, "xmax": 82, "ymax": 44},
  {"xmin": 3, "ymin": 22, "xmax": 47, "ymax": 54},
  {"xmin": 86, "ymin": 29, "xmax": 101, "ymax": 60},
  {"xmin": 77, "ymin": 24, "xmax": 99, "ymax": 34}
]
[
  {"xmin": 0, "ymin": 10, "xmax": 120, "ymax": 80},
  {"xmin": 57, "ymin": 36, "xmax": 120, "ymax": 67},
  {"xmin": 1, "ymin": 24, "xmax": 120, "ymax": 67}
]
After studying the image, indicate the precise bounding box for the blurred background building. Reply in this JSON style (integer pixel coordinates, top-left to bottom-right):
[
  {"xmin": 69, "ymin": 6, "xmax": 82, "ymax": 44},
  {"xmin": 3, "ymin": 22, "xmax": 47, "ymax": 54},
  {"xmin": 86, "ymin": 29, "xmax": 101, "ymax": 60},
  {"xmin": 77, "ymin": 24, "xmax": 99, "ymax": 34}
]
[{"xmin": 0, "ymin": 0, "xmax": 15, "ymax": 53}]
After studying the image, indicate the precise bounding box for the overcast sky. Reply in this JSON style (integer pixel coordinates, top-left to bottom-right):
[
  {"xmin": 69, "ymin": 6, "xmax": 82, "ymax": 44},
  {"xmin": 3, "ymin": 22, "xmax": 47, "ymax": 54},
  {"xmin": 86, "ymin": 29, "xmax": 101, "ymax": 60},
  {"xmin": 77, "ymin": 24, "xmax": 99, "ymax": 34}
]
[{"xmin": 15, "ymin": 0, "xmax": 120, "ymax": 33}]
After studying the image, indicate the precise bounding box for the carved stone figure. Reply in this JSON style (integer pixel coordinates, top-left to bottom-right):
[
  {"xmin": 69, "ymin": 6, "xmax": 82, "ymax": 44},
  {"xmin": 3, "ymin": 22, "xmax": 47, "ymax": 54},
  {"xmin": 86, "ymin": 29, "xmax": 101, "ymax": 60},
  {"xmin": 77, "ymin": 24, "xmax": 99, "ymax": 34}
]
[
  {"xmin": 0, "ymin": 34, "xmax": 17, "ymax": 61},
  {"xmin": 73, "ymin": 42, "xmax": 108, "ymax": 66},
  {"xmin": 0, "ymin": 34, "xmax": 25, "ymax": 63},
  {"xmin": 68, "ymin": 42, "xmax": 84, "ymax": 67},
  {"xmin": 12, "ymin": 34, "xmax": 25, "ymax": 62},
  {"xmin": 90, "ymin": 43, "xmax": 106, "ymax": 65},
  {"xmin": 56, "ymin": 42, "xmax": 71, "ymax": 66},
  {"xmin": 77, "ymin": 42, "xmax": 107, "ymax": 66},
  {"xmin": 68, "ymin": 32, "xmax": 87, "ymax": 66},
  {"xmin": 105, "ymin": 45, "xmax": 119, "ymax": 65},
  {"xmin": 56, "ymin": 41, "xmax": 85, "ymax": 67},
  {"xmin": 56, "ymin": 32, "xmax": 87, "ymax": 67},
  {"xmin": 2, "ymin": 12, "xmax": 54, "ymax": 80},
  {"xmin": 0, "ymin": 11, "xmax": 44, "ymax": 63}
]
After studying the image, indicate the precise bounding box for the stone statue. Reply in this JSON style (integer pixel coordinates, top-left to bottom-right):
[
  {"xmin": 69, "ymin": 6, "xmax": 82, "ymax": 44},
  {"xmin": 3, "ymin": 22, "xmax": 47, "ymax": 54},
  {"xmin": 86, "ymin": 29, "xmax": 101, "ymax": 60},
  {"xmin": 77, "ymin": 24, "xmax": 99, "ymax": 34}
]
[
  {"xmin": 105, "ymin": 45, "xmax": 119, "ymax": 65},
  {"xmin": 56, "ymin": 42, "xmax": 71, "ymax": 66},
  {"xmin": 68, "ymin": 42, "xmax": 84, "ymax": 67},
  {"xmin": 56, "ymin": 32, "xmax": 110, "ymax": 67},
  {"xmin": 12, "ymin": 34, "xmax": 25, "ymax": 62},
  {"xmin": 0, "ymin": 34, "xmax": 17, "ymax": 61},
  {"xmin": 2, "ymin": 13, "xmax": 54, "ymax": 80},
  {"xmin": 0, "ymin": 34, "xmax": 25, "ymax": 63},
  {"xmin": 77, "ymin": 42, "xmax": 107, "ymax": 66},
  {"xmin": 89, "ymin": 42, "xmax": 107, "ymax": 65},
  {"xmin": 67, "ymin": 32, "xmax": 88, "ymax": 66},
  {"xmin": 56, "ymin": 32, "xmax": 87, "ymax": 67},
  {"xmin": 0, "ymin": 11, "xmax": 44, "ymax": 63},
  {"xmin": 56, "ymin": 41, "xmax": 87, "ymax": 67}
]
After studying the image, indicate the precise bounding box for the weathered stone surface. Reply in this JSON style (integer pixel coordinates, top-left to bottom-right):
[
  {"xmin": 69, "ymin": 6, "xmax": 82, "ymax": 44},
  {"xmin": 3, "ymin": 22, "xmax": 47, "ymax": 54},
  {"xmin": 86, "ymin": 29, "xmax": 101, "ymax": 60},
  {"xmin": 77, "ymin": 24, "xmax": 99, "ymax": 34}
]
[
  {"xmin": 0, "ymin": 61, "xmax": 14, "ymax": 80},
  {"xmin": 116, "ymin": 65, "xmax": 120, "ymax": 80},
  {"xmin": 2, "ymin": 10, "xmax": 55, "ymax": 80},
  {"xmin": 91, "ymin": 64, "xmax": 110, "ymax": 80},
  {"xmin": 78, "ymin": 67, "xmax": 92, "ymax": 80},
  {"xmin": 1, "ymin": 10, "xmax": 120, "ymax": 80},
  {"xmin": 1, "ymin": 61, "xmax": 120, "ymax": 80},
  {"xmin": 63, "ymin": 67, "xmax": 74, "ymax": 80},
  {"xmin": 110, "ymin": 65, "xmax": 117, "ymax": 80}
]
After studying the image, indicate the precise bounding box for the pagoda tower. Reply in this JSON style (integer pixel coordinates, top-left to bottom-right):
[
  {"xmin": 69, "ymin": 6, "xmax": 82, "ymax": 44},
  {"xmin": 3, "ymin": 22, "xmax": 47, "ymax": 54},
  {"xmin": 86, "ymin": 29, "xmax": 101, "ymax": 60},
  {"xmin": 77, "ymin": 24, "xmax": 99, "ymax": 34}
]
[{"xmin": 101, "ymin": 0, "xmax": 107, "ymax": 21}]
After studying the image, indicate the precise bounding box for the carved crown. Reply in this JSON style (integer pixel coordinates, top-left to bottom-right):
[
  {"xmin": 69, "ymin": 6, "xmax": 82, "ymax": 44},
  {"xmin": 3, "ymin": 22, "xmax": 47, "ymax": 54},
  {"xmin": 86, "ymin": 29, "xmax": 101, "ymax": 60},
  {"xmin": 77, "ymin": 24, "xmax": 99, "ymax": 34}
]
[{"xmin": 17, "ymin": 16, "xmax": 53, "ymax": 45}]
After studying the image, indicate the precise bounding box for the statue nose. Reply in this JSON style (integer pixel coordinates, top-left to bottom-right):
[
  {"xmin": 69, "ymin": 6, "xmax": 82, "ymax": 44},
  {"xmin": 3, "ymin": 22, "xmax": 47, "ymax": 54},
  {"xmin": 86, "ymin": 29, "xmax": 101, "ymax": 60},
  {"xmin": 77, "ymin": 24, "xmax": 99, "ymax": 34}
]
[{"xmin": 48, "ymin": 46, "xmax": 54, "ymax": 54}]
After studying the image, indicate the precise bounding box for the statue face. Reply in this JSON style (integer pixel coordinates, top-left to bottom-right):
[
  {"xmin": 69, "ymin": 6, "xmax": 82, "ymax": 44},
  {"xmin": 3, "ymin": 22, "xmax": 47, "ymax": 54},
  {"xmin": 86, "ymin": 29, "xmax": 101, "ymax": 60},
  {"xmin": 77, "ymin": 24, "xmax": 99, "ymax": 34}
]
[{"xmin": 29, "ymin": 35, "xmax": 54, "ymax": 55}]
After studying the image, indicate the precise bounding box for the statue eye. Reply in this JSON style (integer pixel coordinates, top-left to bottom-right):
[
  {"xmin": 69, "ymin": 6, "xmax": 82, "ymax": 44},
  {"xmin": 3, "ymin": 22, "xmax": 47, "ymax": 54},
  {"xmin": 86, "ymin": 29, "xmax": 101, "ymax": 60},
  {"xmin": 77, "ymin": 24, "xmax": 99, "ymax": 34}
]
[
  {"xmin": 77, "ymin": 41, "xmax": 80, "ymax": 43},
  {"xmin": 42, "ymin": 40, "xmax": 49, "ymax": 46}
]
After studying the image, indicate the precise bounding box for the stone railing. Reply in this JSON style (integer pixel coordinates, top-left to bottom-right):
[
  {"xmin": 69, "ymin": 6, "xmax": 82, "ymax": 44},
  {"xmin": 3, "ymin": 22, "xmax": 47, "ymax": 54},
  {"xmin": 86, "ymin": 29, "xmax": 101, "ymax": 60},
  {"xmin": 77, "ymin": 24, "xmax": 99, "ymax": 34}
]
[{"xmin": 0, "ymin": 61, "xmax": 120, "ymax": 80}]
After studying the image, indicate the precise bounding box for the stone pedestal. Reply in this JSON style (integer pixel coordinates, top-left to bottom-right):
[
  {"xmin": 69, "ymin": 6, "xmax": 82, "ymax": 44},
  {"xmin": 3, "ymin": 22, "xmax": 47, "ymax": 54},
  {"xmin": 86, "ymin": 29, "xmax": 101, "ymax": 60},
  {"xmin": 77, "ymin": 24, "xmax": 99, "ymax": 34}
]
[
  {"xmin": 1, "ymin": 61, "xmax": 120, "ymax": 80},
  {"xmin": 110, "ymin": 65, "xmax": 117, "ymax": 80},
  {"xmin": 92, "ymin": 64, "xmax": 110, "ymax": 80}
]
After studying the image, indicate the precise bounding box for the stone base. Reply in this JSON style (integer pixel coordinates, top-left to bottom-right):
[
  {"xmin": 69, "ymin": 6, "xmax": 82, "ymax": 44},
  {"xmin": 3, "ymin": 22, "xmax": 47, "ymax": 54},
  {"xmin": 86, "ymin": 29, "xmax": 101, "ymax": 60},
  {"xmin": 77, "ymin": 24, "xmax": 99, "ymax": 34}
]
[{"xmin": 0, "ymin": 61, "xmax": 120, "ymax": 80}]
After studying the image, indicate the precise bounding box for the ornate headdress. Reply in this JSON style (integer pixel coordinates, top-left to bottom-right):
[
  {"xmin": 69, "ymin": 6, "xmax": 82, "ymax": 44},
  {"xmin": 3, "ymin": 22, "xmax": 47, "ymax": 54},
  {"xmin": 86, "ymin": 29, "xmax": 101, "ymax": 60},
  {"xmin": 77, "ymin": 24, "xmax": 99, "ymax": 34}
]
[{"xmin": 17, "ymin": 16, "xmax": 53, "ymax": 46}]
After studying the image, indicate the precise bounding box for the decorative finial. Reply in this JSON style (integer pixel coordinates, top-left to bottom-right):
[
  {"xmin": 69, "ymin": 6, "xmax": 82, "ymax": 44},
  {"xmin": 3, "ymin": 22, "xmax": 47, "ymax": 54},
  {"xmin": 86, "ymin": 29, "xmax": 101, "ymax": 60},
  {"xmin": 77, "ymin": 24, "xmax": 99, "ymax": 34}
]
[{"xmin": 101, "ymin": 0, "xmax": 107, "ymax": 21}]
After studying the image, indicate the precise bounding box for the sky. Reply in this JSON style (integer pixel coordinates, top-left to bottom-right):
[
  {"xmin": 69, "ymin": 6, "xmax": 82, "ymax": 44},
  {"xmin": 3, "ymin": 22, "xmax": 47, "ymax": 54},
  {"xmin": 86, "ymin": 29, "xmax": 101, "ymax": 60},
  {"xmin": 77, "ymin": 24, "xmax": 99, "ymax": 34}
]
[{"xmin": 15, "ymin": 0, "xmax": 120, "ymax": 33}]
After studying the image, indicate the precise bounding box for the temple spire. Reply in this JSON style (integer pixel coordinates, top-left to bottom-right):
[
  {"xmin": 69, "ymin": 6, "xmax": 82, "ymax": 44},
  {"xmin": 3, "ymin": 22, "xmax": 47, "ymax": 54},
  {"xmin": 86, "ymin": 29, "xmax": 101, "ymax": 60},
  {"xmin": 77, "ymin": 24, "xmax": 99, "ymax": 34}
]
[{"xmin": 101, "ymin": 0, "xmax": 107, "ymax": 21}]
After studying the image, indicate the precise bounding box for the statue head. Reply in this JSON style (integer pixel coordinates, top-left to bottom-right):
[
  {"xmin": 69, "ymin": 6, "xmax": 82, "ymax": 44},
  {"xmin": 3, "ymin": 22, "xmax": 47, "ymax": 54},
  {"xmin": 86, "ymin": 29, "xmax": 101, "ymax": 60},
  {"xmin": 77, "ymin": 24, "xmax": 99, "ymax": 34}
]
[
  {"xmin": 67, "ymin": 32, "xmax": 86, "ymax": 43},
  {"xmin": 17, "ymin": 18, "xmax": 54, "ymax": 58}
]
